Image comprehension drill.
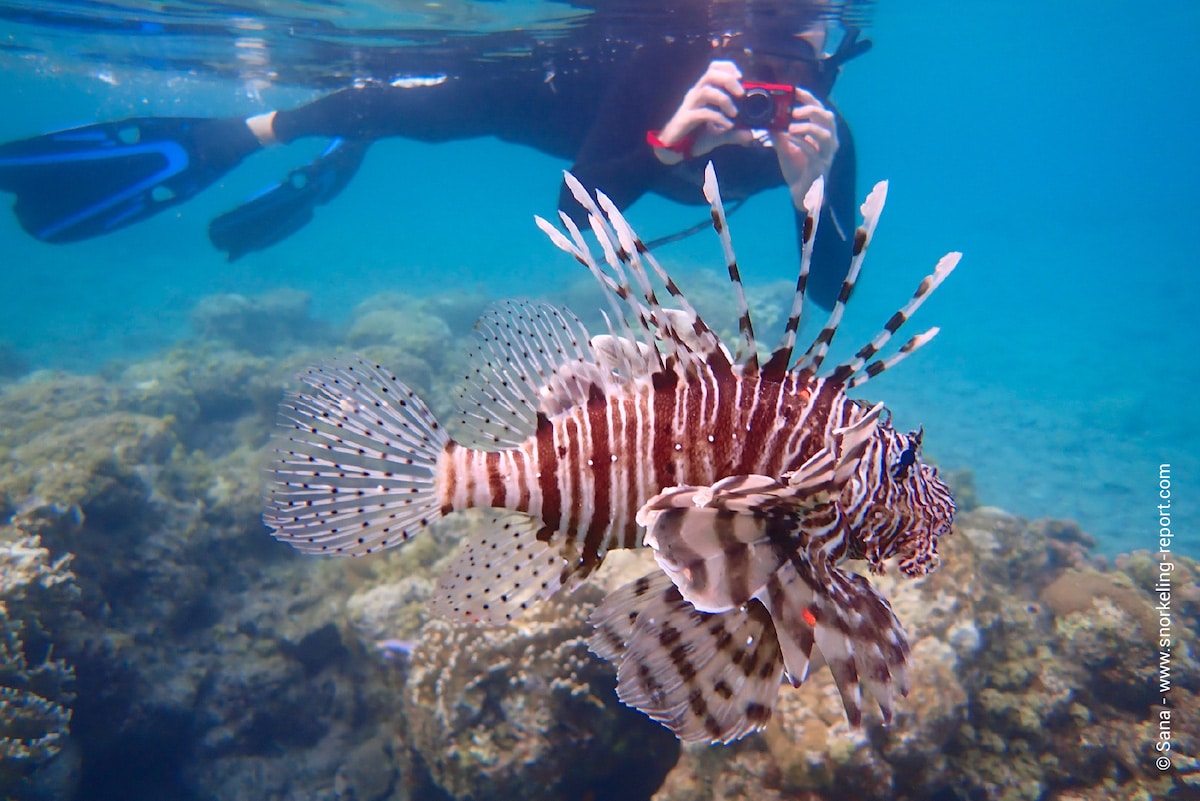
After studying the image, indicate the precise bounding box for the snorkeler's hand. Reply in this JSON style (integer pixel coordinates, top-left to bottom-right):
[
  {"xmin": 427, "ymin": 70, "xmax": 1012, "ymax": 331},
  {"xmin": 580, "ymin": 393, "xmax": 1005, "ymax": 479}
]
[
  {"xmin": 653, "ymin": 60, "xmax": 755, "ymax": 163},
  {"xmin": 774, "ymin": 86, "xmax": 839, "ymax": 209}
]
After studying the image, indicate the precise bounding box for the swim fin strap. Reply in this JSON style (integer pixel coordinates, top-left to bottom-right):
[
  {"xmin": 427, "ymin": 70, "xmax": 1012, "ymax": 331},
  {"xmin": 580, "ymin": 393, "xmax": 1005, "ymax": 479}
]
[
  {"xmin": 0, "ymin": 116, "xmax": 260, "ymax": 243},
  {"xmin": 208, "ymin": 138, "xmax": 370, "ymax": 261}
]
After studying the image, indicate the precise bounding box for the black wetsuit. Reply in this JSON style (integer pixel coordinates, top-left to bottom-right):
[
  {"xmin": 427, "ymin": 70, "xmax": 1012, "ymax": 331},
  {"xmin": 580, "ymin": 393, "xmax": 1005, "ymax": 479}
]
[{"xmin": 271, "ymin": 38, "xmax": 855, "ymax": 308}]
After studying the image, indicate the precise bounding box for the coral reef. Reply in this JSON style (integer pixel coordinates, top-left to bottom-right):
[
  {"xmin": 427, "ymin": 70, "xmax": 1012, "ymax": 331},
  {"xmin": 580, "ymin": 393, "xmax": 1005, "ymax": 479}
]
[
  {"xmin": 2, "ymin": 283, "xmax": 1197, "ymax": 801},
  {"xmin": 0, "ymin": 291, "xmax": 460, "ymax": 801},
  {"xmin": 189, "ymin": 288, "xmax": 331, "ymax": 356},
  {"xmin": 405, "ymin": 582, "xmax": 679, "ymax": 801},
  {"xmin": 0, "ymin": 533, "xmax": 79, "ymax": 799},
  {"xmin": 0, "ymin": 342, "xmax": 28, "ymax": 382}
]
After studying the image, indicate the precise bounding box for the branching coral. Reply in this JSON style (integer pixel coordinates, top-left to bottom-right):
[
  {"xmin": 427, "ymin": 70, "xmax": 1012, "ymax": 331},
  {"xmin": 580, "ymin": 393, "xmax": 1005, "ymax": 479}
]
[{"xmin": 0, "ymin": 535, "xmax": 78, "ymax": 789}]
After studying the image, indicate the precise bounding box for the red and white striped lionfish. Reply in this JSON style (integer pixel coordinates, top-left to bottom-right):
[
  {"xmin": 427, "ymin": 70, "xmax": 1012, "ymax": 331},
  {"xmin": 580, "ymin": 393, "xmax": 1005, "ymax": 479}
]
[{"xmin": 264, "ymin": 164, "xmax": 960, "ymax": 744}]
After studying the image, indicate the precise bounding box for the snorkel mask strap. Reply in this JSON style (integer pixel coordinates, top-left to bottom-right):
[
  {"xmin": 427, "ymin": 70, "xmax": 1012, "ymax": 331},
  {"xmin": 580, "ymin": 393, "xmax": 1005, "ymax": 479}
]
[{"xmin": 820, "ymin": 25, "xmax": 873, "ymax": 90}]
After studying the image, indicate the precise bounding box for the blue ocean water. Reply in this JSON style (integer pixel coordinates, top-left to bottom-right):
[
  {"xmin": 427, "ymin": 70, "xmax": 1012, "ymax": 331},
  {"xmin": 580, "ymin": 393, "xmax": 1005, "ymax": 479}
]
[{"xmin": 0, "ymin": 0, "xmax": 1196, "ymax": 559}]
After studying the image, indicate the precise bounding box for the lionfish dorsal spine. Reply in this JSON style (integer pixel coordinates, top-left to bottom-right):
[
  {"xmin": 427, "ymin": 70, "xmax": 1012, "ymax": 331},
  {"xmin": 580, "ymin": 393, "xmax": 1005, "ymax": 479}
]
[
  {"xmin": 561, "ymin": 168, "xmax": 731, "ymax": 375},
  {"xmin": 763, "ymin": 176, "xmax": 824, "ymax": 381},
  {"xmin": 536, "ymin": 209, "xmax": 661, "ymax": 371},
  {"xmin": 595, "ymin": 188, "xmax": 728, "ymax": 373},
  {"xmin": 582, "ymin": 198, "xmax": 683, "ymax": 361},
  {"xmin": 847, "ymin": 326, "xmax": 940, "ymax": 389},
  {"xmin": 793, "ymin": 179, "xmax": 889, "ymax": 378},
  {"xmin": 830, "ymin": 250, "xmax": 962, "ymax": 387},
  {"xmin": 701, "ymin": 162, "xmax": 758, "ymax": 371},
  {"xmin": 560, "ymin": 172, "xmax": 686, "ymax": 367}
]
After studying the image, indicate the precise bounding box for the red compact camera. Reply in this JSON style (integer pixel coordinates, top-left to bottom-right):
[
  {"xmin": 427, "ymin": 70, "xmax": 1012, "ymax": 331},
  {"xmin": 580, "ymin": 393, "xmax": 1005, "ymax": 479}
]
[{"xmin": 735, "ymin": 81, "xmax": 795, "ymax": 131}]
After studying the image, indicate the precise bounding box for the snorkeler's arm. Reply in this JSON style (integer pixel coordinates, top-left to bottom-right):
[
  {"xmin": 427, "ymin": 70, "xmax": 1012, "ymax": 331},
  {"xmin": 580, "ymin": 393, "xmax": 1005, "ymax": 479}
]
[
  {"xmin": 557, "ymin": 147, "xmax": 663, "ymax": 224},
  {"xmin": 556, "ymin": 43, "xmax": 703, "ymax": 223},
  {"xmin": 650, "ymin": 60, "xmax": 757, "ymax": 164}
]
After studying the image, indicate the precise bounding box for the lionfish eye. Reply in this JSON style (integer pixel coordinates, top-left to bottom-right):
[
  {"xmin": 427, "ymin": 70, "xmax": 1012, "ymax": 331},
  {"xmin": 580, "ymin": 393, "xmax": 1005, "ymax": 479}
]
[
  {"xmin": 891, "ymin": 447, "xmax": 916, "ymax": 480},
  {"xmin": 891, "ymin": 428, "xmax": 924, "ymax": 481}
]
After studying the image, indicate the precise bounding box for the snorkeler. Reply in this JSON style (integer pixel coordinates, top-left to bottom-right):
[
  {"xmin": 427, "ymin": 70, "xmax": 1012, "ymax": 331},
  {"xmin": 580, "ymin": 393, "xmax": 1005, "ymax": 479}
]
[{"xmin": 0, "ymin": 18, "xmax": 869, "ymax": 308}]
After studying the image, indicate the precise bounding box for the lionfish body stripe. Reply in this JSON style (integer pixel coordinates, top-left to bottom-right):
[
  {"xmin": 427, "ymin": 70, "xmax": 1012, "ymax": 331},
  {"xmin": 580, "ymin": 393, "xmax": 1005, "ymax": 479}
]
[
  {"xmin": 440, "ymin": 369, "xmax": 856, "ymax": 559},
  {"xmin": 265, "ymin": 163, "xmax": 959, "ymax": 744}
]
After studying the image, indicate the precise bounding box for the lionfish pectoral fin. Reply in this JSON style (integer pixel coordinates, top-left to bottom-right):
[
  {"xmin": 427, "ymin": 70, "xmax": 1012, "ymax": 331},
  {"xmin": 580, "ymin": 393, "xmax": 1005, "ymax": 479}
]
[
  {"xmin": 780, "ymin": 403, "xmax": 882, "ymax": 494},
  {"xmin": 760, "ymin": 557, "xmax": 911, "ymax": 727},
  {"xmin": 783, "ymin": 445, "xmax": 839, "ymax": 494},
  {"xmin": 639, "ymin": 476, "xmax": 801, "ymax": 613},
  {"xmin": 430, "ymin": 510, "xmax": 566, "ymax": 626},
  {"xmin": 589, "ymin": 571, "xmax": 785, "ymax": 744},
  {"xmin": 757, "ymin": 562, "xmax": 818, "ymax": 688}
]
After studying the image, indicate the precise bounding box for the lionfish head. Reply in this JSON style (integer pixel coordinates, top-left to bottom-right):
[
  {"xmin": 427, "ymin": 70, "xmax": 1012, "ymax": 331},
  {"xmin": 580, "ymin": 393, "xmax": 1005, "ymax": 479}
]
[{"xmin": 854, "ymin": 425, "xmax": 956, "ymax": 577}]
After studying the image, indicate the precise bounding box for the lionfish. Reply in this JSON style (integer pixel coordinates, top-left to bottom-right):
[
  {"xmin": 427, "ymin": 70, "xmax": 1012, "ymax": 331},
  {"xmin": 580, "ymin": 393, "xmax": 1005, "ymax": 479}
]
[{"xmin": 264, "ymin": 164, "xmax": 959, "ymax": 743}]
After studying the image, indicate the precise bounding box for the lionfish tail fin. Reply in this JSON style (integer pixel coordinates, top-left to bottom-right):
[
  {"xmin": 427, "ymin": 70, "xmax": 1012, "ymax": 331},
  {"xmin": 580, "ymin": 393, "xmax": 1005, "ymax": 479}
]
[
  {"xmin": 264, "ymin": 358, "xmax": 450, "ymax": 557},
  {"xmin": 589, "ymin": 571, "xmax": 785, "ymax": 744}
]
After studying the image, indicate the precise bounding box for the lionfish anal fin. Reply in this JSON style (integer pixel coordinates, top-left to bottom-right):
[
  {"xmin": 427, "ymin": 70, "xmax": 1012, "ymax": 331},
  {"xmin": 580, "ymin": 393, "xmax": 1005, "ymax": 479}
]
[{"xmin": 431, "ymin": 509, "xmax": 567, "ymax": 626}]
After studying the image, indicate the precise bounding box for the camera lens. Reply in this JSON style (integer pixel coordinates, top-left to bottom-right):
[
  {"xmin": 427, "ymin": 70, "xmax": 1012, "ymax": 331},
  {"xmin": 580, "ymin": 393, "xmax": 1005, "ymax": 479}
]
[{"xmin": 740, "ymin": 88, "xmax": 774, "ymax": 127}]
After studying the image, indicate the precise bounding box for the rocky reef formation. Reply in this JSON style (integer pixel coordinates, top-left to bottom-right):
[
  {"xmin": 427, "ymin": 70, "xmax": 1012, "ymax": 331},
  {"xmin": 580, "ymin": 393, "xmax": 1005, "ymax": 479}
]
[
  {"xmin": 190, "ymin": 288, "xmax": 330, "ymax": 356},
  {"xmin": 0, "ymin": 286, "xmax": 1196, "ymax": 801},
  {"xmin": 406, "ymin": 579, "xmax": 678, "ymax": 801},
  {"xmin": 0, "ymin": 289, "xmax": 441, "ymax": 801}
]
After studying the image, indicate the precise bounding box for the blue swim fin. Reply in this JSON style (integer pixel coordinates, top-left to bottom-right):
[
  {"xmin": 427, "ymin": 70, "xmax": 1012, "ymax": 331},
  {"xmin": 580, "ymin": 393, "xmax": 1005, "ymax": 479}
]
[
  {"xmin": 207, "ymin": 138, "xmax": 370, "ymax": 261},
  {"xmin": 0, "ymin": 117, "xmax": 260, "ymax": 243}
]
